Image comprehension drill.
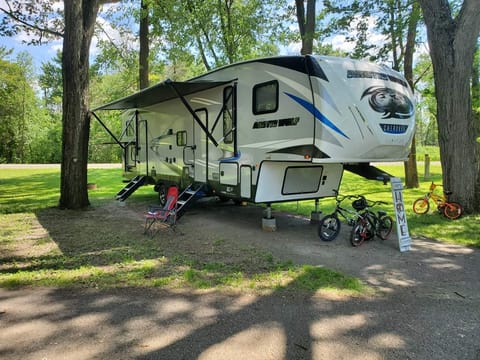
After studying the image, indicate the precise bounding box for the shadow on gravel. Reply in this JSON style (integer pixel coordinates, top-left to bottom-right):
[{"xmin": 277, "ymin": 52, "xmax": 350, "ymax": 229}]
[
  {"xmin": 1, "ymin": 199, "xmax": 479, "ymax": 359},
  {"xmin": 1, "ymin": 278, "xmax": 478, "ymax": 359}
]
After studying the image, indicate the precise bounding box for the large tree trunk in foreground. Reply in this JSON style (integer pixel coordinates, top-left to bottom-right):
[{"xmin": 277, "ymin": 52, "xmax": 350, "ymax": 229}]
[
  {"xmin": 419, "ymin": 0, "xmax": 480, "ymax": 212},
  {"xmin": 59, "ymin": 1, "xmax": 101, "ymax": 209}
]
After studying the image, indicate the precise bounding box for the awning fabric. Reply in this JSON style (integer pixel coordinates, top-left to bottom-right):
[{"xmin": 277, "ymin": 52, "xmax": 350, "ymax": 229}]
[{"xmin": 92, "ymin": 79, "xmax": 234, "ymax": 111}]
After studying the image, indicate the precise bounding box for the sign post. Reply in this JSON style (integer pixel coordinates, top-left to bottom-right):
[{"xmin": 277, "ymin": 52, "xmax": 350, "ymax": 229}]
[{"xmin": 390, "ymin": 177, "xmax": 411, "ymax": 252}]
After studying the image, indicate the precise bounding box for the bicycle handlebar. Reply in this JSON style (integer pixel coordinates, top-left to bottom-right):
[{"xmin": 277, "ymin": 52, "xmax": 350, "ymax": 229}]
[
  {"xmin": 332, "ymin": 190, "xmax": 363, "ymax": 203},
  {"xmin": 331, "ymin": 190, "xmax": 389, "ymax": 208}
]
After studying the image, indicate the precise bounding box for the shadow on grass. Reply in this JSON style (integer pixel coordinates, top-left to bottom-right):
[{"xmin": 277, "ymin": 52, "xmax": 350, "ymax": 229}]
[{"xmin": 0, "ymin": 201, "xmax": 363, "ymax": 296}]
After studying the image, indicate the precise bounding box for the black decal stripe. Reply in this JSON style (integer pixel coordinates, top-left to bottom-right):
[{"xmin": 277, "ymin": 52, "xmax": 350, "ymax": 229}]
[
  {"xmin": 267, "ymin": 145, "xmax": 330, "ymax": 159},
  {"xmin": 257, "ymin": 56, "xmax": 329, "ymax": 81}
]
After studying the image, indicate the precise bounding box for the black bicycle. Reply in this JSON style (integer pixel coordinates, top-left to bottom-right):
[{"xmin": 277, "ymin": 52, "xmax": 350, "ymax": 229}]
[
  {"xmin": 350, "ymin": 200, "xmax": 394, "ymax": 247},
  {"xmin": 317, "ymin": 190, "xmax": 366, "ymax": 241}
]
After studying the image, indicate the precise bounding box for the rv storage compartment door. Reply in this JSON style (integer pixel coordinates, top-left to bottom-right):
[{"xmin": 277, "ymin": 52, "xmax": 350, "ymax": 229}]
[
  {"xmin": 255, "ymin": 162, "xmax": 343, "ymax": 203},
  {"xmin": 282, "ymin": 166, "xmax": 323, "ymax": 195},
  {"xmin": 220, "ymin": 162, "xmax": 238, "ymax": 185}
]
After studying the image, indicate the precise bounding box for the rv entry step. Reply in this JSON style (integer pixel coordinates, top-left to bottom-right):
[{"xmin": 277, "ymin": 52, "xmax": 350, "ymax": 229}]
[
  {"xmin": 115, "ymin": 175, "xmax": 146, "ymax": 201},
  {"xmin": 175, "ymin": 183, "xmax": 204, "ymax": 216}
]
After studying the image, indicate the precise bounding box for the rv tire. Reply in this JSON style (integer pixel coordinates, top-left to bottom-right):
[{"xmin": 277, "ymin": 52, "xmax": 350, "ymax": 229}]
[{"xmin": 157, "ymin": 184, "xmax": 167, "ymax": 206}]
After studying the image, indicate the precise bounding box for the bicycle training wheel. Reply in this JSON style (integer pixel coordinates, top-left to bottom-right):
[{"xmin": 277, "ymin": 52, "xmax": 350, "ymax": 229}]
[
  {"xmin": 350, "ymin": 221, "xmax": 368, "ymax": 247},
  {"xmin": 443, "ymin": 202, "xmax": 462, "ymax": 220},
  {"xmin": 413, "ymin": 198, "xmax": 429, "ymax": 214},
  {"xmin": 378, "ymin": 215, "xmax": 393, "ymax": 240},
  {"xmin": 318, "ymin": 215, "xmax": 341, "ymax": 241}
]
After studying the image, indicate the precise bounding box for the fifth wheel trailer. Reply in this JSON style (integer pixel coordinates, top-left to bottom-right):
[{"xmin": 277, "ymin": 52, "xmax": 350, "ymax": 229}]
[{"xmin": 92, "ymin": 55, "xmax": 415, "ymax": 207}]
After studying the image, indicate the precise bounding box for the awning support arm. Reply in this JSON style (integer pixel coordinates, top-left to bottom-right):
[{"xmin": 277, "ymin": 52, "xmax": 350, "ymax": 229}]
[
  {"xmin": 91, "ymin": 111, "xmax": 125, "ymax": 149},
  {"xmin": 167, "ymin": 80, "xmax": 219, "ymax": 147}
]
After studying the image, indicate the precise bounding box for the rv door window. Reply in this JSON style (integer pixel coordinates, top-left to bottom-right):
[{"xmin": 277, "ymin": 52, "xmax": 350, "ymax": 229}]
[
  {"xmin": 253, "ymin": 80, "xmax": 278, "ymax": 115},
  {"xmin": 223, "ymin": 86, "xmax": 234, "ymax": 144}
]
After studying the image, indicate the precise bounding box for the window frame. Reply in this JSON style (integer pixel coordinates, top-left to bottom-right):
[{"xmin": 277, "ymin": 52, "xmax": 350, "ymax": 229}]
[
  {"xmin": 176, "ymin": 130, "xmax": 187, "ymax": 146},
  {"xmin": 252, "ymin": 80, "xmax": 279, "ymax": 115}
]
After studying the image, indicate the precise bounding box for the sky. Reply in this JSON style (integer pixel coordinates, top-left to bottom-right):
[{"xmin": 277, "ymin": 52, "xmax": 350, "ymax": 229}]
[{"xmin": 0, "ymin": 35, "xmax": 62, "ymax": 66}]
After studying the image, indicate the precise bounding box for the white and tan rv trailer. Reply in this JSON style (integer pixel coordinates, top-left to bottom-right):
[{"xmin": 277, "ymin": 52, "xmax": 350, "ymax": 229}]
[{"xmin": 93, "ymin": 55, "xmax": 415, "ymax": 206}]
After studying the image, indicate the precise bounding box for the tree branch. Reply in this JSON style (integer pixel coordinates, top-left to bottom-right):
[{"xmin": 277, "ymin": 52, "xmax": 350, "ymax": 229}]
[{"xmin": 0, "ymin": 6, "xmax": 64, "ymax": 39}]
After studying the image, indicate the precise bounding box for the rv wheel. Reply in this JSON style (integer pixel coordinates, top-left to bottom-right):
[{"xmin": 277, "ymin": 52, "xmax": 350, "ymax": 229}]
[{"xmin": 157, "ymin": 184, "xmax": 167, "ymax": 206}]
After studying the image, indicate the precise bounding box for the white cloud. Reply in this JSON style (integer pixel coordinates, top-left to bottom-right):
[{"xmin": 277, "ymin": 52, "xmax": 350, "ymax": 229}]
[{"xmin": 329, "ymin": 34, "xmax": 355, "ymax": 53}]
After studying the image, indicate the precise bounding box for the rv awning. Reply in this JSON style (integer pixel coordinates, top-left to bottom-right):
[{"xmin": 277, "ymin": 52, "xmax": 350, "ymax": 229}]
[{"xmin": 92, "ymin": 79, "xmax": 234, "ymax": 111}]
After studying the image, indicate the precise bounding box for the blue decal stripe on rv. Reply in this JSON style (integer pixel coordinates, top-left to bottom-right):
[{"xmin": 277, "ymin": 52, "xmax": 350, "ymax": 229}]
[
  {"xmin": 219, "ymin": 152, "xmax": 242, "ymax": 162},
  {"xmin": 285, "ymin": 92, "xmax": 350, "ymax": 139}
]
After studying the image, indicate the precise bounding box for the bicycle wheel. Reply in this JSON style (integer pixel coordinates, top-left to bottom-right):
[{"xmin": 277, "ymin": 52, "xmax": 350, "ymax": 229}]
[
  {"xmin": 413, "ymin": 198, "xmax": 429, "ymax": 214},
  {"xmin": 350, "ymin": 220, "xmax": 368, "ymax": 247},
  {"xmin": 443, "ymin": 202, "xmax": 462, "ymax": 220},
  {"xmin": 378, "ymin": 215, "xmax": 393, "ymax": 240},
  {"xmin": 318, "ymin": 215, "xmax": 341, "ymax": 241}
]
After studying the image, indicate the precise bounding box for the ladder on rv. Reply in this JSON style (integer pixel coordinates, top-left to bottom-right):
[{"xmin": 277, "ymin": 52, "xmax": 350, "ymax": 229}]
[
  {"xmin": 175, "ymin": 183, "xmax": 204, "ymax": 217},
  {"xmin": 115, "ymin": 175, "xmax": 146, "ymax": 201}
]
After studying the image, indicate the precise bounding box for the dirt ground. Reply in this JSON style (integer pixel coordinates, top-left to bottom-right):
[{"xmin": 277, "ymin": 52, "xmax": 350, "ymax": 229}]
[{"xmin": 1, "ymin": 198, "xmax": 479, "ymax": 359}]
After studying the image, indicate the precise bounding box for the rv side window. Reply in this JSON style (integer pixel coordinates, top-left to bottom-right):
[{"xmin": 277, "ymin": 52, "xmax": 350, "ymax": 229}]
[
  {"xmin": 176, "ymin": 131, "xmax": 187, "ymax": 146},
  {"xmin": 253, "ymin": 80, "xmax": 278, "ymax": 115},
  {"xmin": 223, "ymin": 86, "xmax": 234, "ymax": 144}
]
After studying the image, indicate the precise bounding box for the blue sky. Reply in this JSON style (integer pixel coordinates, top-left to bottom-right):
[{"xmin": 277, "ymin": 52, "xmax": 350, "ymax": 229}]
[{"xmin": 0, "ymin": 35, "xmax": 61, "ymax": 69}]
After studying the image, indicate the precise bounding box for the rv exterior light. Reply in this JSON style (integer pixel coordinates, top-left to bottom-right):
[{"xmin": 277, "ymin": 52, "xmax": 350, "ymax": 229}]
[{"xmin": 304, "ymin": 154, "xmax": 311, "ymax": 159}]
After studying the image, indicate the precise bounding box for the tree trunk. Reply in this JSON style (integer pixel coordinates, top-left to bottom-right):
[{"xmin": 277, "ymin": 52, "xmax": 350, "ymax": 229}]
[
  {"xmin": 419, "ymin": 0, "xmax": 480, "ymax": 212},
  {"xmin": 403, "ymin": 1, "xmax": 420, "ymax": 188},
  {"xmin": 295, "ymin": 0, "xmax": 316, "ymax": 55},
  {"xmin": 139, "ymin": 0, "xmax": 149, "ymax": 90},
  {"xmin": 59, "ymin": 1, "xmax": 101, "ymax": 209}
]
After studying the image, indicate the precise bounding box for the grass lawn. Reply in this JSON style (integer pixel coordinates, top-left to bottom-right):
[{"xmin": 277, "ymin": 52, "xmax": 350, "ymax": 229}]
[
  {"xmin": 0, "ymin": 163, "xmax": 478, "ymax": 292},
  {"xmin": 0, "ymin": 166, "xmax": 363, "ymax": 294}
]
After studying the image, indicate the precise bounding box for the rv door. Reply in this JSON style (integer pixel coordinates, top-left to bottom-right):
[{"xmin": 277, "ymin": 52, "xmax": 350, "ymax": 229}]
[{"xmin": 192, "ymin": 109, "xmax": 208, "ymax": 183}]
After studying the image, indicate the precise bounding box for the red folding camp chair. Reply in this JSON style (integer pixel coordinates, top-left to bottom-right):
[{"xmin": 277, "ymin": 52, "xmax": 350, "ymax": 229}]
[{"xmin": 144, "ymin": 186, "xmax": 179, "ymax": 236}]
